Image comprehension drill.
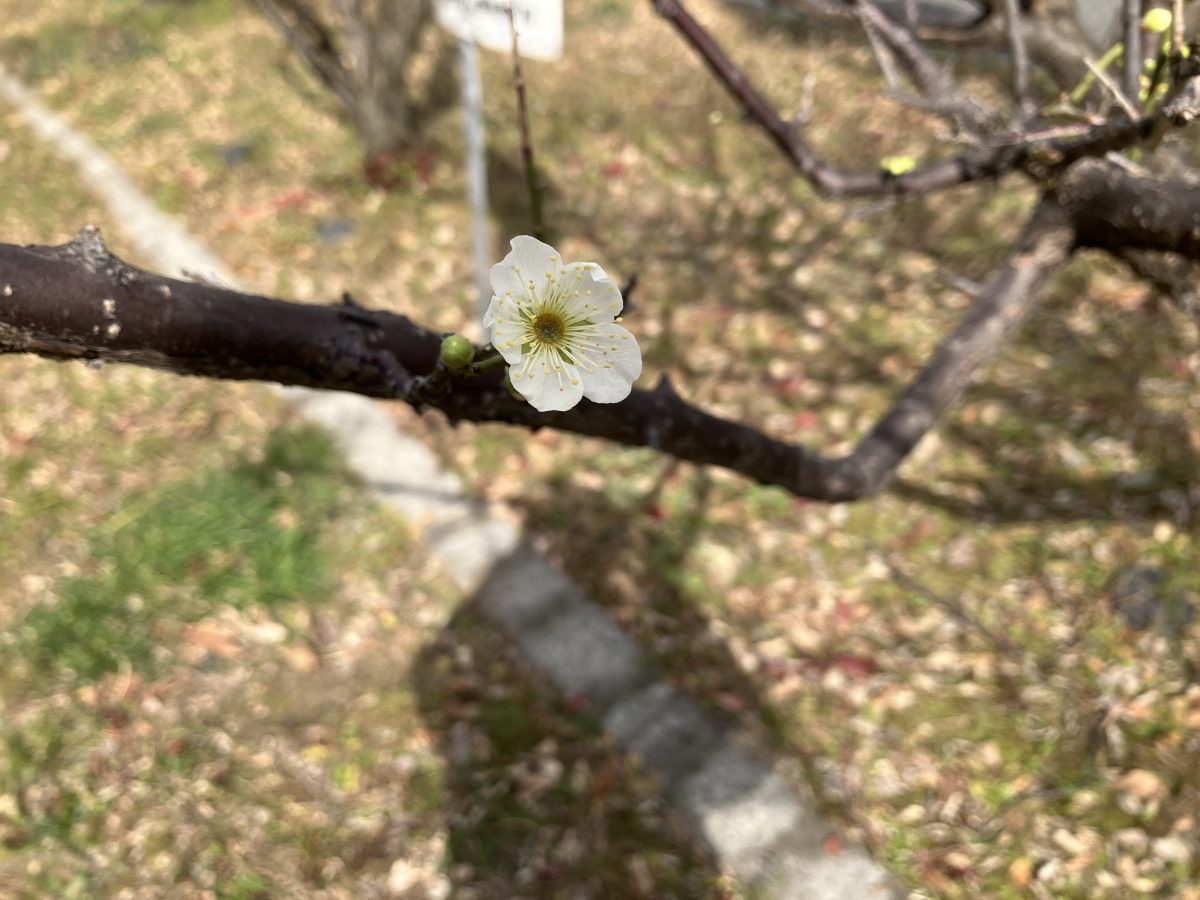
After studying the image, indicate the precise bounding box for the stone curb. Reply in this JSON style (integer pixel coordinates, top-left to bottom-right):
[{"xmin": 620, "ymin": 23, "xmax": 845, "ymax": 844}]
[{"xmin": 1, "ymin": 66, "xmax": 902, "ymax": 899}]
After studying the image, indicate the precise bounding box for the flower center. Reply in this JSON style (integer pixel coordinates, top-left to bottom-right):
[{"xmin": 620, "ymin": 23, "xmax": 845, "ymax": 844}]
[{"xmin": 532, "ymin": 312, "xmax": 565, "ymax": 344}]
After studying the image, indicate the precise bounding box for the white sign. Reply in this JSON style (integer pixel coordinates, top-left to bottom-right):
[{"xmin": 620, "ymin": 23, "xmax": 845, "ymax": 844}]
[{"xmin": 435, "ymin": 0, "xmax": 563, "ymax": 62}]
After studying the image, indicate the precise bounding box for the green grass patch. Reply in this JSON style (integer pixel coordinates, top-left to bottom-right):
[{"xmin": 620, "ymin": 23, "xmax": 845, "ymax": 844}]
[{"xmin": 11, "ymin": 424, "xmax": 347, "ymax": 681}]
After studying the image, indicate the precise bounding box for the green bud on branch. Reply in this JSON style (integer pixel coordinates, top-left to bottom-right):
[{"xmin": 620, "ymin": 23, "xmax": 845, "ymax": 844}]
[
  {"xmin": 439, "ymin": 334, "xmax": 475, "ymax": 369},
  {"xmin": 880, "ymin": 155, "xmax": 917, "ymax": 176}
]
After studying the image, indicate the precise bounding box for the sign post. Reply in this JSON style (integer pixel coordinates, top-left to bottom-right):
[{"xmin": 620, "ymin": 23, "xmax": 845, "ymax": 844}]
[
  {"xmin": 436, "ymin": 0, "xmax": 563, "ymax": 62},
  {"xmin": 434, "ymin": 0, "xmax": 563, "ymax": 330}
]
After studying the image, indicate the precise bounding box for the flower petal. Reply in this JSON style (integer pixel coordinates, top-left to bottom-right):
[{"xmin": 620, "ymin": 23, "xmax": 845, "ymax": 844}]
[
  {"xmin": 559, "ymin": 262, "xmax": 623, "ymax": 324},
  {"xmin": 580, "ymin": 322, "xmax": 641, "ymax": 404},
  {"xmin": 488, "ymin": 264, "xmax": 526, "ymax": 305},
  {"xmin": 487, "ymin": 236, "xmax": 561, "ymax": 307},
  {"xmin": 487, "ymin": 294, "xmax": 526, "ymax": 364},
  {"xmin": 490, "ymin": 235, "xmax": 562, "ymax": 306},
  {"xmin": 483, "ymin": 293, "xmax": 501, "ymax": 328},
  {"xmin": 512, "ymin": 348, "xmax": 585, "ymax": 412},
  {"xmin": 510, "ymin": 235, "xmax": 562, "ymax": 278}
]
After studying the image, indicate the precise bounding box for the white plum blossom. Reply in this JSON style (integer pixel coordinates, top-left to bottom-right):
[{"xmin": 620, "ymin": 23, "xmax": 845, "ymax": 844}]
[{"xmin": 484, "ymin": 235, "xmax": 642, "ymax": 412}]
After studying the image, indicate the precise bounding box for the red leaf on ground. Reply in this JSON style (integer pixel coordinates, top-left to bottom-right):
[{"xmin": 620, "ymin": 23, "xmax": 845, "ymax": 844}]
[
  {"xmin": 715, "ymin": 692, "xmax": 747, "ymax": 713},
  {"xmin": 771, "ymin": 376, "xmax": 802, "ymax": 397},
  {"xmin": 270, "ymin": 188, "xmax": 311, "ymax": 211},
  {"xmin": 761, "ymin": 657, "xmax": 791, "ymax": 680},
  {"xmin": 832, "ymin": 655, "xmax": 877, "ymax": 677}
]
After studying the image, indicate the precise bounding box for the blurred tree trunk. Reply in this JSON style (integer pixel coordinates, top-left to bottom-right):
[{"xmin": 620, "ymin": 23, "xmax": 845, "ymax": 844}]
[{"xmin": 252, "ymin": 0, "xmax": 443, "ymax": 187}]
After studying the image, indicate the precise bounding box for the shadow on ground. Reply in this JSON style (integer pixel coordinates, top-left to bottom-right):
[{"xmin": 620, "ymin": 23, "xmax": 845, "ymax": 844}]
[{"xmin": 410, "ymin": 597, "xmax": 725, "ymax": 898}]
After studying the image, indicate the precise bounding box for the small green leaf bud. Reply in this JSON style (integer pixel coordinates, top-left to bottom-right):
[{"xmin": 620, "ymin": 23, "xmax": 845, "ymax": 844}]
[
  {"xmin": 880, "ymin": 154, "xmax": 917, "ymax": 176},
  {"xmin": 1142, "ymin": 8, "xmax": 1171, "ymax": 34},
  {"xmin": 439, "ymin": 334, "xmax": 475, "ymax": 369}
]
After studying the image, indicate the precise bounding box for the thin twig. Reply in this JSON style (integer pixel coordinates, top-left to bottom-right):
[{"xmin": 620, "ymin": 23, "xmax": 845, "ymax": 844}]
[
  {"xmin": 508, "ymin": 8, "xmax": 545, "ymax": 241},
  {"xmin": 1085, "ymin": 54, "xmax": 1142, "ymax": 119},
  {"xmin": 1123, "ymin": 0, "xmax": 1143, "ymax": 110},
  {"xmin": 653, "ymin": 0, "xmax": 1157, "ymax": 199},
  {"xmin": 1001, "ymin": 0, "xmax": 1035, "ymax": 119},
  {"xmin": 860, "ymin": 11, "xmax": 904, "ymax": 92},
  {"xmin": 883, "ymin": 556, "xmax": 1025, "ymax": 657},
  {"xmin": 255, "ymin": 0, "xmax": 359, "ymax": 118},
  {"xmin": 851, "ymin": 0, "xmax": 992, "ymax": 134},
  {"xmin": 620, "ymin": 273, "xmax": 640, "ymax": 313}
]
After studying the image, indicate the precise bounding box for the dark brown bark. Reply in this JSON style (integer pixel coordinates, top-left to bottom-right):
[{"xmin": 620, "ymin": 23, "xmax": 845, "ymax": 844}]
[
  {"xmin": 0, "ymin": 216, "xmax": 1070, "ymax": 501},
  {"xmin": 1116, "ymin": 247, "xmax": 1200, "ymax": 331},
  {"xmin": 1058, "ymin": 158, "xmax": 1200, "ymax": 258}
]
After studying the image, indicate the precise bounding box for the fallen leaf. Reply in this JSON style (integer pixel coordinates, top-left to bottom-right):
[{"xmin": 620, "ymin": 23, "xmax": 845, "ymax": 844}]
[{"xmin": 1118, "ymin": 769, "xmax": 1166, "ymax": 800}]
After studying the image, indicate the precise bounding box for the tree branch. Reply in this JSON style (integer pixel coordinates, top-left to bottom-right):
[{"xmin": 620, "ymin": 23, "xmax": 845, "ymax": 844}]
[
  {"xmin": 1084, "ymin": 52, "xmax": 1141, "ymax": 119},
  {"xmin": 254, "ymin": 0, "xmax": 360, "ymax": 120},
  {"xmin": 662, "ymin": 0, "xmax": 1200, "ymax": 269},
  {"xmin": 1116, "ymin": 247, "xmax": 1200, "ymax": 331},
  {"xmin": 851, "ymin": 0, "xmax": 992, "ymax": 133},
  {"xmin": 1001, "ymin": 0, "xmax": 1035, "ymax": 118},
  {"xmin": 859, "ymin": 9, "xmax": 905, "ymax": 93},
  {"xmin": 1123, "ymin": 0, "xmax": 1144, "ymax": 110},
  {"xmin": 725, "ymin": 0, "xmax": 1092, "ymax": 89},
  {"xmin": 1058, "ymin": 158, "xmax": 1200, "ymax": 259},
  {"xmin": 0, "ymin": 218, "xmax": 1071, "ymax": 502},
  {"xmin": 835, "ymin": 198, "xmax": 1073, "ymax": 491},
  {"xmin": 651, "ymin": 0, "xmax": 1162, "ymax": 198}
]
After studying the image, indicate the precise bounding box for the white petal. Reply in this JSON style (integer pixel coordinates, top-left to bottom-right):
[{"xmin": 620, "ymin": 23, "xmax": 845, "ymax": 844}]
[
  {"xmin": 510, "ymin": 235, "xmax": 562, "ymax": 276},
  {"xmin": 560, "ymin": 262, "xmax": 623, "ymax": 323},
  {"xmin": 581, "ymin": 260, "xmax": 614, "ymax": 285},
  {"xmin": 512, "ymin": 350, "xmax": 584, "ymax": 412},
  {"xmin": 487, "ymin": 294, "xmax": 526, "ymax": 364},
  {"xmin": 490, "ymin": 235, "xmax": 562, "ymax": 304},
  {"xmin": 580, "ymin": 323, "xmax": 641, "ymax": 404},
  {"xmin": 483, "ymin": 294, "xmax": 501, "ymax": 328},
  {"xmin": 488, "ymin": 262, "xmax": 526, "ymax": 303}
]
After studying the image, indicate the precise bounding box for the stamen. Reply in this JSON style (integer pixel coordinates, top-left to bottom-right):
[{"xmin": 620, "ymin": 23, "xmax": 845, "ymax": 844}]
[{"xmin": 532, "ymin": 312, "xmax": 565, "ymax": 344}]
